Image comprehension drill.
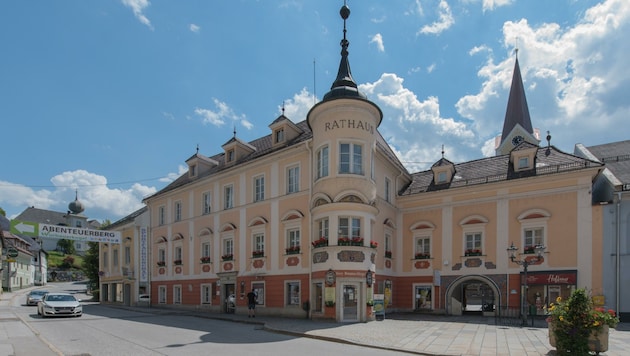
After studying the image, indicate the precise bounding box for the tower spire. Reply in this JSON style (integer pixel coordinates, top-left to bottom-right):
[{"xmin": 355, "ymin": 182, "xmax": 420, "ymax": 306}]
[
  {"xmin": 500, "ymin": 53, "xmax": 534, "ymax": 145},
  {"xmin": 322, "ymin": 2, "xmax": 366, "ymax": 101}
]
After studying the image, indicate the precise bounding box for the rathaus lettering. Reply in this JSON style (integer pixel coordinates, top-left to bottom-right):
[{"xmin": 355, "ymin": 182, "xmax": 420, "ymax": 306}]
[{"xmin": 324, "ymin": 119, "xmax": 374, "ymax": 134}]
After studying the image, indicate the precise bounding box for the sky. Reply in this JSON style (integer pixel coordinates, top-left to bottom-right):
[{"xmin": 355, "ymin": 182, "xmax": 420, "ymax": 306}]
[{"xmin": 1, "ymin": 0, "xmax": 629, "ymax": 223}]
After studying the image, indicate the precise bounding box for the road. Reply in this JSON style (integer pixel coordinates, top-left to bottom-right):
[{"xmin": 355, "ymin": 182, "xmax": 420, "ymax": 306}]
[{"xmin": 7, "ymin": 282, "xmax": 408, "ymax": 356}]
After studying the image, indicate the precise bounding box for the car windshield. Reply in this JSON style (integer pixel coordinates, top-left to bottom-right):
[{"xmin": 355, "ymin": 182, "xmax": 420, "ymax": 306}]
[{"xmin": 47, "ymin": 295, "xmax": 77, "ymax": 302}]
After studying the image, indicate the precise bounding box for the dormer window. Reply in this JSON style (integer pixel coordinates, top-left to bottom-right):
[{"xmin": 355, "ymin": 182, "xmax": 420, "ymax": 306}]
[
  {"xmin": 189, "ymin": 164, "xmax": 197, "ymax": 177},
  {"xmin": 518, "ymin": 157, "xmax": 529, "ymax": 169},
  {"xmin": 227, "ymin": 149, "xmax": 235, "ymax": 162},
  {"xmin": 275, "ymin": 128, "xmax": 285, "ymax": 143},
  {"xmin": 510, "ymin": 143, "xmax": 537, "ymax": 172},
  {"xmin": 437, "ymin": 172, "xmax": 447, "ymax": 184},
  {"xmin": 431, "ymin": 157, "xmax": 455, "ymax": 185}
]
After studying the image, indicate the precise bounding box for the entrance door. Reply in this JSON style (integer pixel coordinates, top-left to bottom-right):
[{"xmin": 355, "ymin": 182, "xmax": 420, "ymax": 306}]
[
  {"xmin": 342, "ymin": 284, "xmax": 358, "ymax": 321},
  {"xmin": 124, "ymin": 284, "xmax": 131, "ymax": 306},
  {"xmin": 224, "ymin": 283, "xmax": 235, "ymax": 313}
]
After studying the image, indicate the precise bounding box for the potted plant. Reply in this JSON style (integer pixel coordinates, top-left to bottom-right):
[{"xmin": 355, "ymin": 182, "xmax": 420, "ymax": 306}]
[
  {"xmin": 415, "ymin": 252, "xmax": 430, "ymax": 260},
  {"xmin": 252, "ymin": 250, "xmax": 264, "ymax": 258},
  {"xmin": 156, "ymin": 261, "xmax": 166, "ymax": 267},
  {"xmin": 385, "ymin": 250, "xmax": 392, "ymax": 258},
  {"xmin": 325, "ymin": 300, "xmax": 335, "ymax": 307},
  {"xmin": 285, "ymin": 246, "xmax": 300, "ymax": 255},
  {"xmin": 311, "ymin": 237, "xmax": 328, "ymax": 248},
  {"xmin": 338, "ymin": 237, "xmax": 351, "ymax": 246},
  {"xmin": 547, "ymin": 288, "xmax": 619, "ymax": 354},
  {"xmin": 465, "ymin": 249, "xmax": 482, "ymax": 256},
  {"xmin": 173, "ymin": 259, "xmax": 183, "ymax": 265},
  {"xmin": 370, "ymin": 241, "xmax": 378, "ymax": 248},
  {"xmin": 351, "ymin": 237, "xmax": 364, "ymax": 246},
  {"xmin": 523, "ymin": 245, "xmax": 536, "ymax": 254},
  {"xmin": 221, "ymin": 254, "xmax": 233, "ymax": 261},
  {"xmin": 200, "ymin": 256, "xmax": 211, "ymax": 264}
]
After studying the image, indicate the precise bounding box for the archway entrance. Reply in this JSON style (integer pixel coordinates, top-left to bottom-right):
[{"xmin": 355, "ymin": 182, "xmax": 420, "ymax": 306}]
[{"xmin": 445, "ymin": 275, "xmax": 500, "ymax": 316}]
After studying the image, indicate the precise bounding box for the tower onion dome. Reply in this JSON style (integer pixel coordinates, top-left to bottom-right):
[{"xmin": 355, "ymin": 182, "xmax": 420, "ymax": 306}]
[
  {"xmin": 322, "ymin": 3, "xmax": 367, "ymax": 101},
  {"xmin": 68, "ymin": 190, "xmax": 85, "ymax": 214}
]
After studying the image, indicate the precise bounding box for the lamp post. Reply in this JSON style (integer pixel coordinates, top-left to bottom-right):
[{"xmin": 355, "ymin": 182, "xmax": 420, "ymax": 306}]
[{"xmin": 507, "ymin": 243, "xmax": 545, "ymax": 326}]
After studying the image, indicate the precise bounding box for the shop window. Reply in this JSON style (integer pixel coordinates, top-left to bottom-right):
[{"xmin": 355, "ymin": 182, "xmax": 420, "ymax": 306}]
[
  {"xmin": 252, "ymin": 282, "xmax": 265, "ymax": 306},
  {"xmin": 286, "ymin": 281, "xmax": 300, "ymax": 306},
  {"xmin": 201, "ymin": 284, "xmax": 212, "ymax": 304}
]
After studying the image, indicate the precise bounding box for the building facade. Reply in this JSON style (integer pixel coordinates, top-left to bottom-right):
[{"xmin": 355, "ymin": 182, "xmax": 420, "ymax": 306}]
[{"xmin": 138, "ymin": 5, "xmax": 607, "ymax": 322}]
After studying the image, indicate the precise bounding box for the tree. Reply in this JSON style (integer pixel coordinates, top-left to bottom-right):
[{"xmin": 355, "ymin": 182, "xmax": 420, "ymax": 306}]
[
  {"xmin": 82, "ymin": 241, "xmax": 99, "ymax": 292},
  {"xmin": 56, "ymin": 239, "xmax": 76, "ymax": 255}
]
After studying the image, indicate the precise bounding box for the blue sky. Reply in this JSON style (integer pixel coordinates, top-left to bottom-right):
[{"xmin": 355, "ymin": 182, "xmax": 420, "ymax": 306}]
[{"xmin": 1, "ymin": 0, "xmax": 628, "ymax": 223}]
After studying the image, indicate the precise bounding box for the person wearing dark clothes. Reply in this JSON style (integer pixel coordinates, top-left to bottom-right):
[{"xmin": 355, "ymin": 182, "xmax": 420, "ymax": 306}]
[{"xmin": 247, "ymin": 290, "xmax": 257, "ymax": 318}]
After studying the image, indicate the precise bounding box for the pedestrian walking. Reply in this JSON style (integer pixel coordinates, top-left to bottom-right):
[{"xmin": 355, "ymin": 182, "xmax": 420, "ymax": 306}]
[{"xmin": 247, "ymin": 289, "xmax": 257, "ymax": 318}]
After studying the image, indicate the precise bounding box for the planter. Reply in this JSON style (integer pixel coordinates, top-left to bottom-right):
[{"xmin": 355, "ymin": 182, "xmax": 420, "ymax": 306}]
[{"xmin": 549, "ymin": 324, "xmax": 609, "ymax": 353}]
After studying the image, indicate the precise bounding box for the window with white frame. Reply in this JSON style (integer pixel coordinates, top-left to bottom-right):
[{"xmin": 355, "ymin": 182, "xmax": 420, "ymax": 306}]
[
  {"xmin": 124, "ymin": 246, "xmax": 131, "ymax": 265},
  {"xmin": 275, "ymin": 128, "xmax": 284, "ymax": 143},
  {"xmin": 287, "ymin": 228, "xmax": 300, "ymax": 250},
  {"xmin": 202, "ymin": 242, "xmax": 211, "ymax": 259},
  {"xmin": 158, "ymin": 286, "xmax": 167, "ymax": 304},
  {"xmin": 339, "ymin": 143, "xmax": 362, "ymax": 174},
  {"xmin": 227, "ymin": 149, "xmax": 234, "ymax": 162},
  {"xmin": 158, "ymin": 248, "xmax": 166, "ymax": 263},
  {"xmin": 223, "ymin": 238, "xmax": 234, "ymax": 258},
  {"xmin": 254, "ymin": 175, "xmax": 265, "ymax": 202},
  {"xmin": 174, "ymin": 201, "xmax": 182, "ymax": 222},
  {"xmin": 339, "ymin": 217, "xmax": 361, "ymax": 238},
  {"xmin": 202, "ymin": 191, "xmax": 211, "ymax": 215},
  {"xmin": 224, "ymin": 184, "xmax": 233, "ymax": 209},
  {"xmin": 317, "ymin": 146, "xmax": 329, "ymax": 179},
  {"xmin": 286, "ymin": 281, "xmax": 300, "ymax": 306},
  {"xmin": 465, "ymin": 232, "xmax": 483, "ymax": 255},
  {"xmin": 201, "ymin": 284, "xmax": 212, "ymax": 304},
  {"xmin": 113, "ymin": 249, "xmax": 119, "ymax": 266},
  {"xmin": 518, "ymin": 157, "xmax": 529, "ymax": 169},
  {"xmin": 173, "ymin": 285, "xmax": 181, "ymax": 304},
  {"xmin": 253, "ymin": 233, "xmax": 265, "ymax": 255},
  {"xmin": 524, "ymin": 228, "xmax": 544, "ymax": 249},
  {"xmin": 385, "ymin": 232, "xmax": 392, "ymax": 255},
  {"xmin": 415, "ymin": 237, "xmax": 431, "ymax": 259},
  {"xmin": 318, "ymin": 218, "xmax": 329, "ymax": 239},
  {"xmin": 287, "ymin": 166, "xmax": 299, "ymax": 194},
  {"xmin": 158, "ymin": 206, "xmax": 165, "ymax": 225},
  {"xmin": 385, "ymin": 177, "xmax": 391, "ymax": 203},
  {"xmin": 174, "ymin": 246, "xmax": 182, "ymax": 262},
  {"xmin": 518, "ymin": 210, "xmax": 550, "ymax": 254}
]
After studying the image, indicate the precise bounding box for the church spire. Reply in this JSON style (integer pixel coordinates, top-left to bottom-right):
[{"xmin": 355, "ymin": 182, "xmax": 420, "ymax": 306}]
[
  {"xmin": 322, "ymin": 2, "xmax": 367, "ymax": 101},
  {"xmin": 500, "ymin": 55, "xmax": 534, "ymax": 145}
]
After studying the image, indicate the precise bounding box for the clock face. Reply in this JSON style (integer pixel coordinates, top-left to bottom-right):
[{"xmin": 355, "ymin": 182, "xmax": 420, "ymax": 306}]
[{"xmin": 512, "ymin": 135, "xmax": 524, "ymax": 146}]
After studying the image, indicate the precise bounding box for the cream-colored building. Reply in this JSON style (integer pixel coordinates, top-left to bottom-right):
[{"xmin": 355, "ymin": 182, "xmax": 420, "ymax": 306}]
[{"xmin": 139, "ymin": 5, "xmax": 605, "ymax": 322}]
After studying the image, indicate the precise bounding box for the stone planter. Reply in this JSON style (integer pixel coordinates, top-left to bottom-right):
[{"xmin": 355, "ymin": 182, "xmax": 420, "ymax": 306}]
[{"xmin": 549, "ymin": 324, "xmax": 609, "ymax": 353}]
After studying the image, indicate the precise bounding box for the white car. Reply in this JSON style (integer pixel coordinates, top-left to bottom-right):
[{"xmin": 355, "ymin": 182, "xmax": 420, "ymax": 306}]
[
  {"xmin": 26, "ymin": 290, "xmax": 49, "ymax": 306},
  {"xmin": 37, "ymin": 293, "xmax": 82, "ymax": 317}
]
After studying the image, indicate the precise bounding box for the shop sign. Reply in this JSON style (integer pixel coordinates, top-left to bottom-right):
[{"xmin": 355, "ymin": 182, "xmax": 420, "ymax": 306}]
[{"xmin": 525, "ymin": 271, "xmax": 577, "ymax": 285}]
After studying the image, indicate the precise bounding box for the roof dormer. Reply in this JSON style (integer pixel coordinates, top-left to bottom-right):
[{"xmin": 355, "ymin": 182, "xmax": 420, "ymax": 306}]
[
  {"xmin": 431, "ymin": 157, "xmax": 455, "ymax": 185},
  {"xmin": 269, "ymin": 112, "xmax": 303, "ymax": 147},
  {"xmin": 509, "ymin": 141, "xmax": 537, "ymax": 172},
  {"xmin": 185, "ymin": 148, "xmax": 218, "ymax": 178},
  {"xmin": 221, "ymin": 135, "xmax": 256, "ymax": 166}
]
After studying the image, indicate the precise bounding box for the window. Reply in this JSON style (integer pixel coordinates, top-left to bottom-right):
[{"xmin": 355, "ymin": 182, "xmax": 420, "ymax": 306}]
[
  {"xmin": 158, "ymin": 206, "xmax": 165, "ymax": 226},
  {"xmin": 287, "ymin": 229, "xmax": 300, "ymax": 249},
  {"xmin": 103, "ymin": 251, "xmax": 108, "ymax": 268},
  {"xmin": 190, "ymin": 164, "xmax": 197, "ymax": 177},
  {"xmin": 158, "ymin": 286, "xmax": 167, "ymax": 304},
  {"xmin": 252, "ymin": 282, "xmax": 265, "ymax": 305},
  {"xmin": 415, "ymin": 237, "xmax": 431, "ymax": 258},
  {"xmin": 223, "ymin": 238, "xmax": 234, "ymax": 257},
  {"xmin": 339, "ymin": 143, "xmax": 362, "ymax": 174},
  {"xmin": 224, "ymin": 185, "xmax": 233, "ymax": 210},
  {"xmin": 113, "ymin": 249, "xmax": 119, "ymax": 267},
  {"xmin": 385, "ymin": 232, "xmax": 392, "ymax": 257},
  {"xmin": 518, "ymin": 157, "xmax": 529, "ymax": 169},
  {"xmin": 253, "ymin": 233, "xmax": 265, "ymax": 255},
  {"xmin": 318, "ymin": 218, "xmax": 329, "ymax": 239},
  {"xmin": 465, "ymin": 232, "xmax": 482, "ymax": 254},
  {"xmin": 275, "ymin": 128, "xmax": 284, "ymax": 143},
  {"xmin": 227, "ymin": 149, "xmax": 235, "ymax": 162},
  {"xmin": 385, "ymin": 177, "xmax": 391, "ymax": 203},
  {"xmin": 524, "ymin": 227, "xmax": 544, "ymax": 251},
  {"xmin": 174, "ymin": 201, "xmax": 182, "ymax": 222},
  {"xmin": 201, "ymin": 284, "xmax": 212, "ymax": 304},
  {"xmin": 202, "ymin": 242, "xmax": 211, "ymax": 258},
  {"xmin": 76, "ymin": 221, "xmax": 82, "ymax": 227},
  {"xmin": 287, "ymin": 166, "xmax": 299, "ymax": 193},
  {"xmin": 437, "ymin": 172, "xmax": 447, "ymax": 183},
  {"xmin": 254, "ymin": 175, "xmax": 265, "ymax": 202},
  {"xmin": 286, "ymin": 281, "xmax": 300, "ymax": 306},
  {"xmin": 173, "ymin": 285, "xmax": 181, "ymax": 304},
  {"xmin": 124, "ymin": 246, "xmax": 131, "ymax": 265},
  {"xmin": 202, "ymin": 192, "xmax": 212, "ymax": 215},
  {"xmin": 174, "ymin": 246, "xmax": 182, "ymax": 262},
  {"xmin": 317, "ymin": 146, "xmax": 329, "ymax": 178},
  {"xmin": 158, "ymin": 248, "xmax": 166, "ymax": 263},
  {"xmin": 338, "ymin": 217, "xmax": 361, "ymax": 239}
]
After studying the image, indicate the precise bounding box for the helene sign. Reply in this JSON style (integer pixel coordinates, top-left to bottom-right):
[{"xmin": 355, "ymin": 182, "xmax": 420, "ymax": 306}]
[{"xmin": 39, "ymin": 223, "xmax": 121, "ymax": 243}]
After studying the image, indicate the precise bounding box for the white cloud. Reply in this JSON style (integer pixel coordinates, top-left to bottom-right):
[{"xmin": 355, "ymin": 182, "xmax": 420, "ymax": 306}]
[
  {"xmin": 189, "ymin": 24, "xmax": 200, "ymax": 33},
  {"xmin": 482, "ymin": 0, "xmax": 514, "ymax": 12},
  {"xmin": 121, "ymin": 0, "xmax": 153, "ymax": 29},
  {"xmin": 418, "ymin": 0, "xmax": 454, "ymax": 35},
  {"xmin": 280, "ymin": 88, "xmax": 316, "ymax": 121},
  {"xmin": 370, "ymin": 33, "xmax": 385, "ymax": 52}
]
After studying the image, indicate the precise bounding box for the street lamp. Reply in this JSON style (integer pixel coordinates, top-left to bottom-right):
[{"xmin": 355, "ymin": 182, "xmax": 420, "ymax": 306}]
[{"xmin": 507, "ymin": 242, "xmax": 545, "ymax": 325}]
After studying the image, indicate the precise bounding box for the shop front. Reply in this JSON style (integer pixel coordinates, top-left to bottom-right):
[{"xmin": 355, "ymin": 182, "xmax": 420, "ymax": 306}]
[{"xmin": 522, "ymin": 270, "xmax": 577, "ymax": 315}]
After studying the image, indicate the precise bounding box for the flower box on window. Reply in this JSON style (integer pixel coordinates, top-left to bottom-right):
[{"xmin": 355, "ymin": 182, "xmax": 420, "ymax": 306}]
[
  {"xmin": 285, "ymin": 246, "xmax": 301, "ymax": 255},
  {"xmin": 351, "ymin": 237, "xmax": 364, "ymax": 246},
  {"xmin": 173, "ymin": 259, "xmax": 183, "ymax": 265},
  {"xmin": 221, "ymin": 254, "xmax": 233, "ymax": 261},
  {"xmin": 338, "ymin": 237, "xmax": 351, "ymax": 246},
  {"xmin": 252, "ymin": 250, "xmax": 265, "ymax": 258},
  {"xmin": 385, "ymin": 250, "xmax": 392, "ymax": 258},
  {"xmin": 200, "ymin": 256, "xmax": 211, "ymax": 264},
  {"xmin": 157, "ymin": 261, "xmax": 166, "ymax": 267},
  {"xmin": 415, "ymin": 253, "xmax": 431, "ymax": 260},
  {"xmin": 370, "ymin": 241, "xmax": 378, "ymax": 248},
  {"xmin": 524, "ymin": 246, "xmax": 536, "ymax": 254},
  {"xmin": 465, "ymin": 249, "xmax": 482, "ymax": 256},
  {"xmin": 311, "ymin": 237, "xmax": 328, "ymax": 248}
]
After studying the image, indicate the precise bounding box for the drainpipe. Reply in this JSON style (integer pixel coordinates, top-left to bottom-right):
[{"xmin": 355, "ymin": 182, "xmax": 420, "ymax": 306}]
[
  {"xmin": 616, "ymin": 192, "xmax": 621, "ymax": 315},
  {"xmin": 305, "ymin": 141, "xmax": 313, "ymax": 319}
]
